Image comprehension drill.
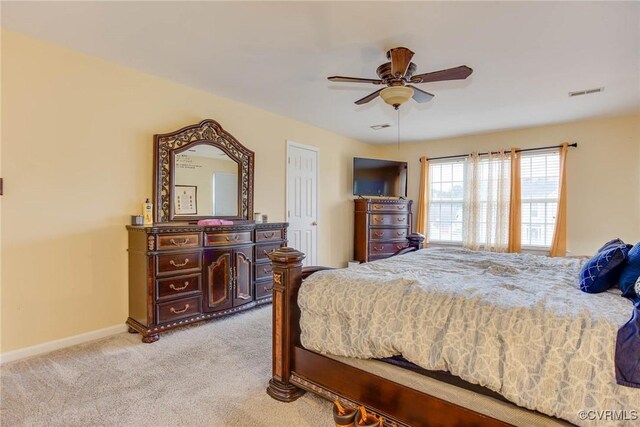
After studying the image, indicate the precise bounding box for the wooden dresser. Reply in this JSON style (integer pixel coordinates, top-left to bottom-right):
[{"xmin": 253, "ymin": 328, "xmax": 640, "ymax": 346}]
[
  {"xmin": 126, "ymin": 222, "xmax": 287, "ymax": 342},
  {"xmin": 354, "ymin": 198, "xmax": 413, "ymax": 262}
]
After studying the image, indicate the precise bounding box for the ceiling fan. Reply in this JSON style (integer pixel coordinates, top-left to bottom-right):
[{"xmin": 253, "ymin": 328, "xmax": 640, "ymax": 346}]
[{"xmin": 328, "ymin": 47, "xmax": 473, "ymax": 109}]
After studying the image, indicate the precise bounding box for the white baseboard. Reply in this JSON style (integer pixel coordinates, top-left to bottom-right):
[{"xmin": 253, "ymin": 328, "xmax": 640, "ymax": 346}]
[{"xmin": 0, "ymin": 324, "xmax": 128, "ymax": 364}]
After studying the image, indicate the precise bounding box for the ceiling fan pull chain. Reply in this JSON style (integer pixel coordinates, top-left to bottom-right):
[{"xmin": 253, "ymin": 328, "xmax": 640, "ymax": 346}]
[{"xmin": 397, "ymin": 108, "xmax": 400, "ymax": 150}]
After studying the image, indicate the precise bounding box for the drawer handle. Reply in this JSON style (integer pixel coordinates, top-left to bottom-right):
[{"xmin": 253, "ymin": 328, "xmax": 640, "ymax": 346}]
[
  {"xmin": 169, "ymin": 281, "xmax": 189, "ymax": 291},
  {"xmin": 396, "ymin": 244, "xmax": 405, "ymax": 250},
  {"xmin": 169, "ymin": 304, "xmax": 190, "ymax": 314},
  {"xmin": 225, "ymin": 235, "xmax": 240, "ymax": 242},
  {"xmin": 374, "ymin": 205, "xmax": 383, "ymax": 209},
  {"xmin": 373, "ymin": 231, "xmax": 383, "ymax": 237},
  {"xmin": 263, "ymin": 267, "xmax": 273, "ymax": 274},
  {"xmin": 169, "ymin": 258, "xmax": 189, "ymax": 267},
  {"xmin": 396, "ymin": 217, "xmax": 405, "ymax": 222},
  {"xmin": 397, "ymin": 205, "xmax": 404, "ymax": 210},
  {"xmin": 373, "ymin": 246, "xmax": 383, "ymax": 251},
  {"xmin": 170, "ymin": 238, "xmax": 190, "ymax": 246},
  {"xmin": 263, "ymin": 249, "xmax": 276, "ymax": 256},
  {"xmin": 397, "ymin": 231, "xmax": 405, "ymax": 236},
  {"xmin": 263, "ymin": 232, "xmax": 276, "ymax": 238},
  {"xmin": 263, "ymin": 285, "xmax": 273, "ymax": 292},
  {"xmin": 374, "ymin": 217, "xmax": 383, "ymax": 222}
]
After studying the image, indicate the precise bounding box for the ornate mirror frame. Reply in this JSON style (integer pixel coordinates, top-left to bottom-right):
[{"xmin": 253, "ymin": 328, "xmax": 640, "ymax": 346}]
[{"xmin": 153, "ymin": 119, "xmax": 254, "ymax": 223}]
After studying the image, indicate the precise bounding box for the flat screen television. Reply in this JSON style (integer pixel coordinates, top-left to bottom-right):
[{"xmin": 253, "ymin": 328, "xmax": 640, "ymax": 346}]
[{"xmin": 353, "ymin": 157, "xmax": 408, "ymax": 198}]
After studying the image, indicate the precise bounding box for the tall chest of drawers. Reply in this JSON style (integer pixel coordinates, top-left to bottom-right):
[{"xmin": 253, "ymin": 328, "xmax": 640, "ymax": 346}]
[
  {"xmin": 126, "ymin": 222, "xmax": 287, "ymax": 343},
  {"xmin": 354, "ymin": 199, "xmax": 413, "ymax": 262}
]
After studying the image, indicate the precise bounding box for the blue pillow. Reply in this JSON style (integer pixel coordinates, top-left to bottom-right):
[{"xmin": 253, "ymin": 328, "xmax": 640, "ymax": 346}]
[
  {"xmin": 597, "ymin": 238, "xmax": 626, "ymax": 253},
  {"xmin": 620, "ymin": 243, "xmax": 640, "ymax": 302},
  {"xmin": 579, "ymin": 244, "xmax": 629, "ymax": 293}
]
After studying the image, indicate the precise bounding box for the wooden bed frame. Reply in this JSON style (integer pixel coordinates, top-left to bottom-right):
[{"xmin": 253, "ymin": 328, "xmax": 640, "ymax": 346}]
[{"xmin": 266, "ymin": 234, "xmax": 510, "ymax": 427}]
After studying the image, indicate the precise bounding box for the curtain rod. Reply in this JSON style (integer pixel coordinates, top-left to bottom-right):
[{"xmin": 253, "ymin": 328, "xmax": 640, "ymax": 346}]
[{"xmin": 423, "ymin": 143, "xmax": 578, "ymax": 162}]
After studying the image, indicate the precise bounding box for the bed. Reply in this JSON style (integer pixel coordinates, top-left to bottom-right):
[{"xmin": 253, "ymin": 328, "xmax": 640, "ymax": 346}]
[{"xmin": 266, "ymin": 237, "xmax": 639, "ymax": 426}]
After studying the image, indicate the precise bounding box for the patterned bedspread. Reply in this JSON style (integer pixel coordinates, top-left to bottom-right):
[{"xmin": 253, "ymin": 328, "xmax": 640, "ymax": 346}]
[{"xmin": 298, "ymin": 247, "xmax": 639, "ymax": 426}]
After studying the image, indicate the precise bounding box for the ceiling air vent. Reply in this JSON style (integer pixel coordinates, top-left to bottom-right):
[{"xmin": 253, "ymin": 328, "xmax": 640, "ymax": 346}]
[
  {"xmin": 370, "ymin": 124, "xmax": 391, "ymax": 130},
  {"xmin": 568, "ymin": 87, "xmax": 605, "ymax": 97}
]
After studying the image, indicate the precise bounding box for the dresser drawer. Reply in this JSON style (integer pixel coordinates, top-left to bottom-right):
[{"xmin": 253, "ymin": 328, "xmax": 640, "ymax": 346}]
[
  {"xmin": 255, "ymin": 263, "xmax": 274, "ymax": 280},
  {"xmin": 369, "ymin": 228, "xmax": 408, "ymax": 241},
  {"xmin": 255, "ymin": 229, "xmax": 284, "ymax": 242},
  {"xmin": 255, "ymin": 279, "xmax": 273, "ymax": 299},
  {"xmin": 371, "ymin": 203, "xmax": 409, "ymax": 213},
  {"xmin": 156, "ymin": 233, "xmax": 201, "ymax": 250},
  {"xmin": 370, "ymin": 214, "xmax": 409, "ymax": 226},
  {"xmin": 156, "ymin": 273, "xmax": 201, "ymax": 300},
  {"xmin": 156, "ymin": 295, "xmax": 202, "ymax": 324},
  {"xmin": 206, "ymin": 231, "xmax": 252, "ymax": 246},
  {"xmin": 156, "ymin": 251, "xmax": 201, "ymax": 274},
  {"xmin": 369, "ymin": 241, "xmax": 408, "ymax": 256},
  {"xmin": 256, "ymin": 243, "xmax": 282, "ymax": 261}
]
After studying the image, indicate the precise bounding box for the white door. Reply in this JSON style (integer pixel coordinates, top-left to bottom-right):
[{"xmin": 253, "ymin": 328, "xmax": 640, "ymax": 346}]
[
  {"xmin": 213, "ymin": 172, "xmax": 238, "ymax": 216},
  {"xmin": 286, "ymin": 141, "xmax": 318, "ymax": 266}
]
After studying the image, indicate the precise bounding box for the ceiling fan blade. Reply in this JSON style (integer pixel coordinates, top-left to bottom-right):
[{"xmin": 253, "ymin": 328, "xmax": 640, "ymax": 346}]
[
  {"xmin": 410, "ymin": 65, "xmax": 473, "ymax": 84},
  {"xmin": 407, "ymin": 85, "xmax": 435, "ymax": 103},
  {"xmin": 354, "ymin": 88, "xmax": 384, "ymax": 105},
  {"xmin": 388, "ymin": 47, "xmax": 414, "ymax": 78},
  {"xmin": 328, "ymin": 76, "xmax": 384, "ymax": 84}
]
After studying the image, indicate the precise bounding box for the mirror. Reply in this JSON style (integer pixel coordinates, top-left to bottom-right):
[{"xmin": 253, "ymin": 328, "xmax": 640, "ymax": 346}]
[
  {"xmin": 174, "ymin": 145, "xmax": 239, "ymax": 217},
  {"xmin": 154, "ymin": 119, "xmax": 254, "ymax": 222}
]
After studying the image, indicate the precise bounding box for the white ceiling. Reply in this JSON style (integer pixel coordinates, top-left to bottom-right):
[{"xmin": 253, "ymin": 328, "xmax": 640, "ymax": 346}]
[{"xmin": 2, "ymin": 1, "xmax": 639, "ymax": 144}]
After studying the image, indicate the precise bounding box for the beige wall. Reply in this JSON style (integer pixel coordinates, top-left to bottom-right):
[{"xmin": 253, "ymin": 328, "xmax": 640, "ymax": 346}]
[
  {"xmin": 378, "ymin": 114, "xmax": 640, "ymax": 256},
  {"xmin": 0, "ymin": 30, "xmax": 374, "ymax": 353}
]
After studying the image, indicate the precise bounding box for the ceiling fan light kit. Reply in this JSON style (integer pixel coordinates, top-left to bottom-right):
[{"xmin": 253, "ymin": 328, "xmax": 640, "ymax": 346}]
[
  {"xmin": 380, "ymin": 86, "xmax": 414, "ymax": 109},
  {"xmin": 328, "ymin": 47, "xmax": 473, "ymax": 109}
]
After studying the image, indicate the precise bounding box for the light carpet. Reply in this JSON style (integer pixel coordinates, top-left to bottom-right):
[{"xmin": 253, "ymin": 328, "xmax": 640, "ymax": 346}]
[{"xmin": 0, "ymin": 306, "xmax": 333, "ymax": 426}]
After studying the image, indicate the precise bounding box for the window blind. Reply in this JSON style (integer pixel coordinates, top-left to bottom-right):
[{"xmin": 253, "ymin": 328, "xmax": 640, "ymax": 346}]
[
  {"xmin": 429, "ymin": 160, "xmax": 464, "ymax": 242},
  {"xmin": 520, "ymin": 151, "xmax": 560, "ymax": 247}
]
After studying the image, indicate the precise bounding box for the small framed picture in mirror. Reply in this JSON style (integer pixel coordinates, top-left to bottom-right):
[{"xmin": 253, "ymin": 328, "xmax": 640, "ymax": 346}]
[{"xmin": 175, "ymin": 185, "xmax": 197, "ymax": 215}]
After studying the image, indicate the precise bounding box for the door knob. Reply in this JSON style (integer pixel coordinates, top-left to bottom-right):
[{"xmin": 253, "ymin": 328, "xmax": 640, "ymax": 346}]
[{"xmin": 311, "ymin": 221, "xmax": 318, "ymax": 226}]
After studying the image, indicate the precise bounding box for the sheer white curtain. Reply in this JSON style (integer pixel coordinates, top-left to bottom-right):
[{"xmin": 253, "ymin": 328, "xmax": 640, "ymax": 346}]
[{"xmin": 463, "ymin": 151, "xmax": 511, "ymax": 252}]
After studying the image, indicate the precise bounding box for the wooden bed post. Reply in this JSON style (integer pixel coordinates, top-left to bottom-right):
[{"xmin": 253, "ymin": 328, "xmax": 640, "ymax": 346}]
[
  {"xmin": 407, "ymin": 232, "xmax": 425, "ymax": 250},
  {"xmin": 266, "ymin": 247, "xmax": 306, "ymax": 402},
  {"xmin": 394, "ymin": 233, "xmax": 425, "ymax": 257}
]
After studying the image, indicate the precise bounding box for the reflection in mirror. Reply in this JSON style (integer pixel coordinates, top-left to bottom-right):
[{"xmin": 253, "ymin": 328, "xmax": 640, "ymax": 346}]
[{"xmin": 174, "ymin": 144, "xmax": 238, "ymax": 217}]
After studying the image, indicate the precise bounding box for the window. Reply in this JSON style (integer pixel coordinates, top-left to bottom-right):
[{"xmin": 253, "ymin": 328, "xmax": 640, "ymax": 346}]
[
  {"xmin": 427, "ymin": 151, "xmax": 560, "ymax": 248},
  {"xmin": 520, "ymin": 151, "xmax": 559, "ymax": 247},
  {"xmin": 429, "ymin": 161, "xmax": 464, "ymax": 242}
]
